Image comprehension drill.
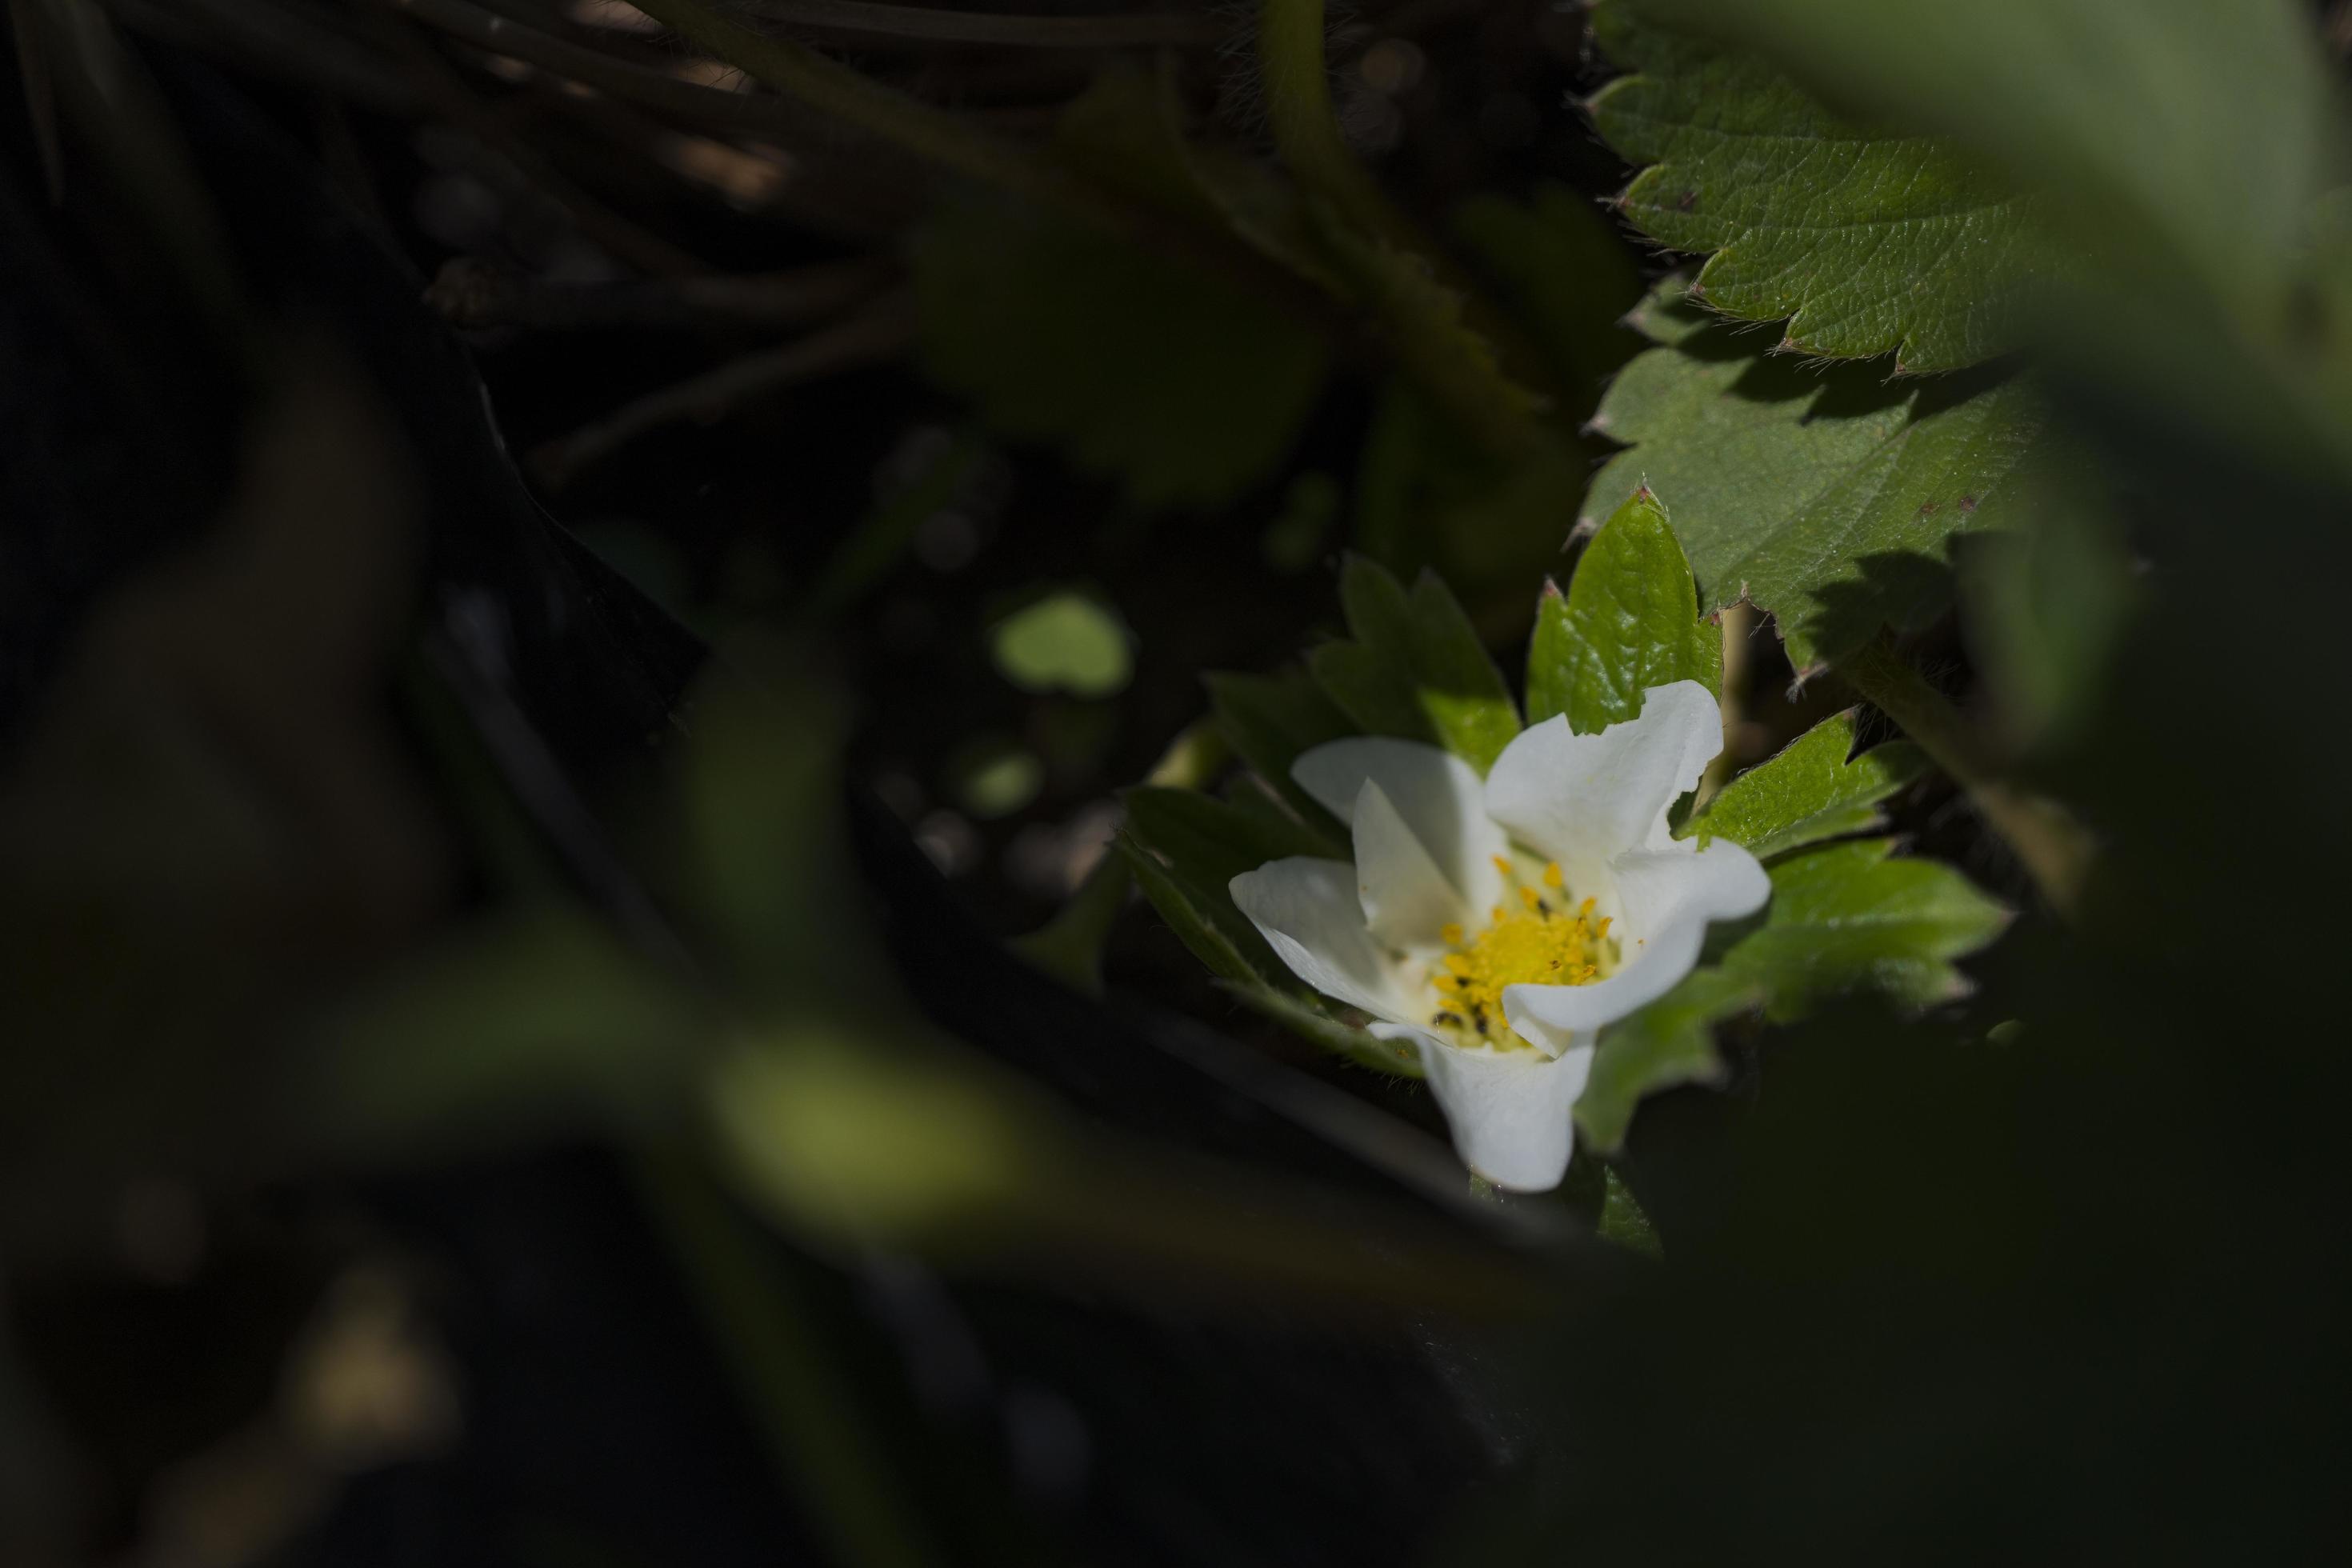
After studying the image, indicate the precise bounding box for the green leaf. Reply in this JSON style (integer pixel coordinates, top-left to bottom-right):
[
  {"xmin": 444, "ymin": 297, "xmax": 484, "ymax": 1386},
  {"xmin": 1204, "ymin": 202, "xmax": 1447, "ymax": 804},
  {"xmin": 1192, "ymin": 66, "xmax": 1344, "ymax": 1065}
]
[
  {"xmin": 1308, "ymin": 555, "xmax": 1521, "ymax": 771},
  {"xmin": 1631, "ymin": 0, "xmax": 2329, "ymax": 303},
  {"xmin": 1722, "ymin": 838, "xmax": 2010, "ymax": 1020},
  {"xmin": 1123, "ymin": 786, "xmax": 1331, "ymax": 898},
  {"xmin": 1116, "ymin": 834, "xmax": 1266, "ymax": 987},
  {"xmin": 1687, "ymin": 709, "xmax": 1926, "ymax": 861},
  {"xmin": 1203, "ymin": 667, "xmax": 1355, "ymax": 840},
  {"xmin": 991, "ymin": 591, "xmax": 1133, "ymax": 698},
  {"xmin": 1586, "ymin": 285, "xmax": 2078, "ymax": 669},
  {"xmin": 1575, "ymin": 967, "xmax": 1758, "ymax": 1155},
  {"xmin": 1590, "ymin": 2, "xmax": 2046, "ymax": 370},
  {"xmin": 1218, "ymin": 982, "xmax": 1424, "ymax": 1079},
  {"xmin": 1526, "ymin": 486, "xmax": 1719, "ymax": 734},
  {"xmin": 911, "ymin": 195, "xmax": 1329, "ymax": 510}
]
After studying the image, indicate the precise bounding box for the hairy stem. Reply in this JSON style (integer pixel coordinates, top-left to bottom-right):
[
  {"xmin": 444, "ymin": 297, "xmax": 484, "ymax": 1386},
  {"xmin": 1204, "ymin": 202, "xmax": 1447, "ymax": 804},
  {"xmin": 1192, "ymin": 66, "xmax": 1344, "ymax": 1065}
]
[
  {"xmin": 1838, "ymin": 638, "xmax": 2094, "ymax": 919},
  {"xmin": 626, "ymin": 0, "xmax": 1077, "ymax": 211},
  {"xmin": 1254, "ymin": 0, "xmax": 1549, "ymax": 458}
]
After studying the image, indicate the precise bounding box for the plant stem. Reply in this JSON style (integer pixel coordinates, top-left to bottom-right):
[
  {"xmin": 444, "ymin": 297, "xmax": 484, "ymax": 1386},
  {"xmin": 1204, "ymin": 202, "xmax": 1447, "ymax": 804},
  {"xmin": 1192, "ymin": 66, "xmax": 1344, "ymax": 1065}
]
[
  {"xmin": 626, "ymin": 0, "xmax": 1078, "ymax": 212},
  {"xmin": 1837, "ymin": 638, "xmax": 2095, "ymax": 919},
  {"xmin": 1254, "ymin": 0, "xmax": 1550, "ymax": 458}
]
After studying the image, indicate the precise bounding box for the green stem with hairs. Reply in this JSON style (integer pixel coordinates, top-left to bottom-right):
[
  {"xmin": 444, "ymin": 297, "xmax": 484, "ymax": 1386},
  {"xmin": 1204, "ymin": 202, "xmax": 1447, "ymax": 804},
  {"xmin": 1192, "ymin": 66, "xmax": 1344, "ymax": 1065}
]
[
  {"xmin": 626, "ymin": 0, "xmax": 1079, "ymax": 211},
  {"xmin": 1838, "ymin": 637, "xmax": 2095, "ymax": 919},
  {"xmin": 1255, "ymin": 0, "xmax": 1554, "ymax": 458}
]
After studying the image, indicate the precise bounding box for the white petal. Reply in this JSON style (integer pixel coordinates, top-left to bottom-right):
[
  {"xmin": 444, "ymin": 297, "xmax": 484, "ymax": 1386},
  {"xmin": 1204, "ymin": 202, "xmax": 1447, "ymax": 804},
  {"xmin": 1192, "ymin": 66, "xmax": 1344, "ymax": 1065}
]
[
  {"xmin": 1292, "ymin": 738, "xmax": 1506, "ymax": 914},
  {"xmin": 1417, "ymin": 1039, "xmax": 1595, "ymax": 1192},
  {"xmin": 1230, "ymin": 857, "xmax": 1417, "ymax": 1026},
  {"xmin": 1482, "ymin": 682, "xmax": 1725, "ymax": 895},
  {"xmin": 1350, "ymin": 781, "xmax": 1467, "ymax": 952},
  {"xmin": 1502, "ymin": 838, "xmax": 1769, "ymax": 1039}
]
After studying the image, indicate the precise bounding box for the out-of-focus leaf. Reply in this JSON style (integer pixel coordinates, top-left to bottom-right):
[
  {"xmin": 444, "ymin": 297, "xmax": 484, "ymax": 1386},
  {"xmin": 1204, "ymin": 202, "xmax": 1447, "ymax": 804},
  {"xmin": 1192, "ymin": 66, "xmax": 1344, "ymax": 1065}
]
[
  {"xmin": 910, "ymin": 197, "xmax": 1328, "ymax": 510},
  {"xmin": 1630, "ymin": 0, "xmax": 2352, "ymax": 486},
  {"xmin": 949, "ymin": 738, "xmax": 1043, "ymax": 820},
  {"xmin": 711, "ymin": 1034, "xmax": 1042, "ymax": 1249},
  {"xmin": 1352, "ymin": 379, "xmax": 1586, "ymax": 601},
  {"xmin": 1308, "ymin": 555, "xmax": 1520, "ymax": 772},
  {"xmin": 990, "ymin": 590, "xmax": 1132, "ymax": 698},
  {"xmin": 1722, "ymin": 838, "xmax": 2009, "ymax": 1019},
  {"xmin": 1526, "ymin": 486, "xmax": 1718, "ymax": 733},
  {"xmin": 1590, "ymin": 2, "xmax": 2045, "ymax": 370},
  {"xmin": 1577, "ymin": 967, "xmax": 1758, "ymax": 1154},
  {"xmin": 1586, "ymin": 281, "xmax": 2076, "ymax": 669},
  {"xmin": 1203, "ymin": 666, "xmax": 1354, "ymax": 842},
  {"xmin": 1263, "ymin": 470, "xmax": 1342, "ymax": 573},
  {"xmin": 312, "ymin": 913, "xmax": 701, "ymax": 1150},
  {"xmin": 1686, "ymin": 709, "xmax": 1926, "ymax": 861},
  {"xmin": 1453, "ymin": 182, "xmax": 1645, "ymax": 405},
  {"xmin": 1960, "ymin": 509, "xmax": 2142, "ymax": 750}
]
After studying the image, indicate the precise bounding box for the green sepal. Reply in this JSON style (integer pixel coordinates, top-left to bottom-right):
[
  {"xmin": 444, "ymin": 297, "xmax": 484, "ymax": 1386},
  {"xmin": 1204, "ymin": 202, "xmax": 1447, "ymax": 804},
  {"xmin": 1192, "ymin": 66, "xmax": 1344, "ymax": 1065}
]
[
  {"xmin": 1686, "ymin": 709, "xmax": 1927, "ymax": 861},
  {"xmin": 1598, "ymin": 1166, "xmax": 1663, "ymax": 1258},
  {"xmin": 1526, "ymin": 486, "xmax": 1720, "ymax": 734}
]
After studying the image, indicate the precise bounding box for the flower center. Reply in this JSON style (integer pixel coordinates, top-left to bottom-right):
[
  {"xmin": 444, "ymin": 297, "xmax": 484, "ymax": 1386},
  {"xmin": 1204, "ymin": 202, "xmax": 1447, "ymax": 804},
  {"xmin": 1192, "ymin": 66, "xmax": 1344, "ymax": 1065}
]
[{"xmin": 1427, "ymin": 858, "xmax": 1614, "ymax": 1045}]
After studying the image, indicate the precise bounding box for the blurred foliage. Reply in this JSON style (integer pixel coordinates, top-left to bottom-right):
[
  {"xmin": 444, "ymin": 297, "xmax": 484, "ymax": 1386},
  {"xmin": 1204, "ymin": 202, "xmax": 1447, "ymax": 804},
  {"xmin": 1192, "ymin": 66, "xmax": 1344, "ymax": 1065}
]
[{"xmin": 10, "ymin": 0, "xmax": 2352, "ymax": 1563}]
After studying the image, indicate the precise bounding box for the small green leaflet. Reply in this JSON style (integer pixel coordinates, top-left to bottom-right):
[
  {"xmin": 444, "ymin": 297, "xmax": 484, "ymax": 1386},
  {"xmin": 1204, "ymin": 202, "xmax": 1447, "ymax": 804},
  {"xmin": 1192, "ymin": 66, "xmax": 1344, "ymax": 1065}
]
[
  {"xmin": 1308, "ymin": 555, "xmax": 1521, "ymax": 773},
  {"xmin": 1721, "ymin": 838, "xmax": 2010, "ymax": 1019},
  {"xmin": 1589, "ymin": 2, "xmax": 2046, "ymax": 371},
  {"xmin": 1586, "ymin": 278, "xmax": 2074, "ymax": 670},
  {"xmin": 1687, "ymin": 708, "xmax": 1926, "ymax": 862},
  {"xmin": 1527, "ymin": 486, "xmax": 1720, "ymax": 734},
  {"xmin": 1577, "ymin": 967, "xmax": 1758, "ymax": 1155}
]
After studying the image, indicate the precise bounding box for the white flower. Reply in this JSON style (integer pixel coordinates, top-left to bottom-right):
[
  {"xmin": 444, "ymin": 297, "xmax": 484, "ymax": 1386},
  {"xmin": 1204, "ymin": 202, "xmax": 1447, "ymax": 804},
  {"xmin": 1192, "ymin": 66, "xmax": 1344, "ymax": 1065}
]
[{"xmin": 1230, "ymin": 682, "xmax": 1768, "ymax": 1192}]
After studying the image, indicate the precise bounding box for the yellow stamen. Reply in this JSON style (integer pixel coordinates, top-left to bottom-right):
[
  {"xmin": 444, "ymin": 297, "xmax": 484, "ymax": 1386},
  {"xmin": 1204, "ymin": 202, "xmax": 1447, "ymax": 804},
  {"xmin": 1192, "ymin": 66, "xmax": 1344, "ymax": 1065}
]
[
  {"xmin": 1490, "ymin": 854, "xmax": 1514, "ymax": 878},
  {"xmin": 1424, "ymin": 885, "xmax": 1618, "ymax": 1046},
  {"xmin": 1542, "ymin": 861, "xmax": 1565, "ymax": 890}
]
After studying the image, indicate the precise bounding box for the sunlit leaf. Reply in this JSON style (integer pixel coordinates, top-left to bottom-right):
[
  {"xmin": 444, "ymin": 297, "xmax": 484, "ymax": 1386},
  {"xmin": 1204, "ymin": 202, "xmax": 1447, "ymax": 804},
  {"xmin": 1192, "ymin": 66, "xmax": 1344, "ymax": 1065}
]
[
  {"xmin": 1590, "ymin": 1, "xmax": 2047, "ymax": 370},
  {"xmin": 1526, "ymin": 486, "xmax": 1719, "ymax": 734},
  {"xmin": 1722, "ymin": 838, "xmax": 2010, "ymax": 1018},
  {"xmin": 1586, "ymin": 280, "xmax": 2078, "ymax": 669},
  {"xmin": 1687, "ymin": 709, "xmax": 1926, "ymax": 861}
]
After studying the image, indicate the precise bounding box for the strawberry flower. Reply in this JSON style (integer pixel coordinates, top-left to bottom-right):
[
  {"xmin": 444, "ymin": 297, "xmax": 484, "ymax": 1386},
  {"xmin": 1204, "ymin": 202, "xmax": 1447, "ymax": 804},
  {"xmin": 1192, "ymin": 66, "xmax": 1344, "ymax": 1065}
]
[{"xmin": 1230, "ymin": 682, "xmax": 1768, "ymax": 1191}]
